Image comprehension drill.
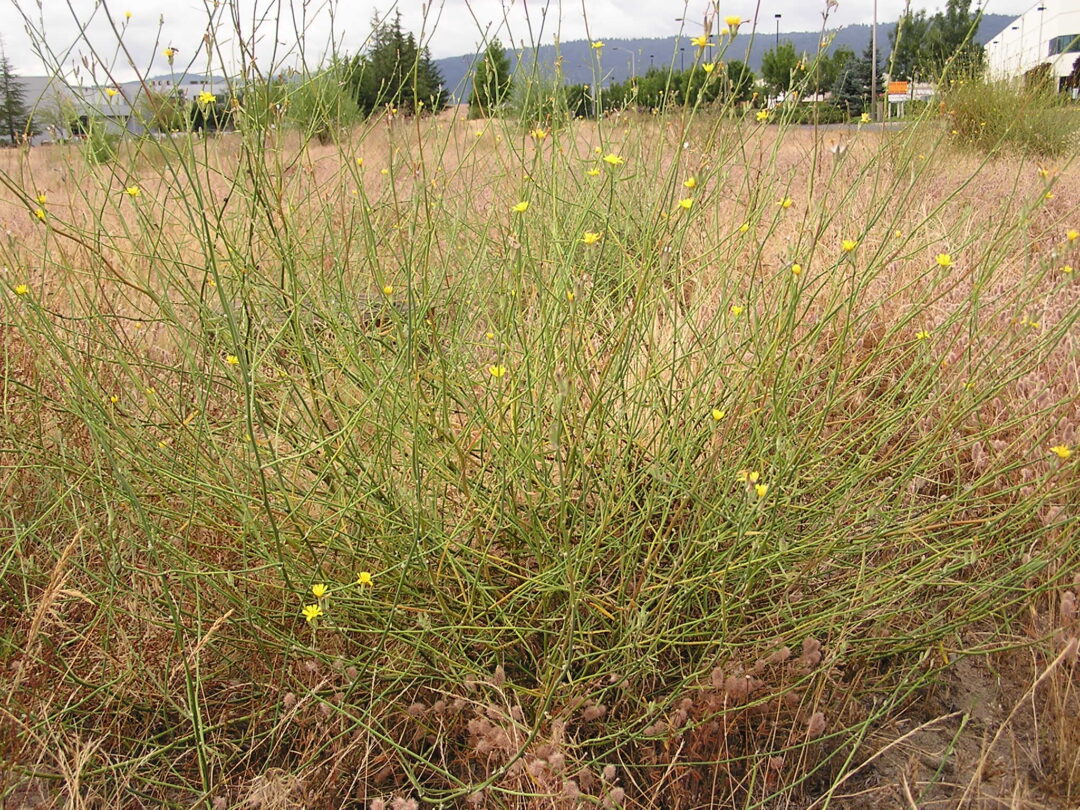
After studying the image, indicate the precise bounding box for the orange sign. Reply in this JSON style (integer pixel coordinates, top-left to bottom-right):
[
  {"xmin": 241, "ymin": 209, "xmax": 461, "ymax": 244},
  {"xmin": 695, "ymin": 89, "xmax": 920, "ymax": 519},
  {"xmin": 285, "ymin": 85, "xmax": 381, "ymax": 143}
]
[{"xmin": 888, "ymin": 81, "xmax": 909, "ymax": 94}]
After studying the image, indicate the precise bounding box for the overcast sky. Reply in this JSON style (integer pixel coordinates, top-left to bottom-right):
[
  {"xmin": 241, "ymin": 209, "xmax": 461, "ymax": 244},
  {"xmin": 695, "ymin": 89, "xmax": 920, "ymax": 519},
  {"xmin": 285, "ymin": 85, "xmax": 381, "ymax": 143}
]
[{"xmin": 2, "ymin": 0, "xmax": 1027, "ymax": 81}]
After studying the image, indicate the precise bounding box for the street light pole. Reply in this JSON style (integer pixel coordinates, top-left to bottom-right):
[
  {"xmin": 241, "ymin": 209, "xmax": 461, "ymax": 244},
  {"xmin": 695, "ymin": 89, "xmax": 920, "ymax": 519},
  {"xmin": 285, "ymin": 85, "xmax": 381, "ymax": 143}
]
[
  {"xmin": 774, "ymin": 14, "xmax": 782, "ymax": 50},
  {"xmin": 1037, "ymin": 5, "xmax": 1046, "ymax": 60}
]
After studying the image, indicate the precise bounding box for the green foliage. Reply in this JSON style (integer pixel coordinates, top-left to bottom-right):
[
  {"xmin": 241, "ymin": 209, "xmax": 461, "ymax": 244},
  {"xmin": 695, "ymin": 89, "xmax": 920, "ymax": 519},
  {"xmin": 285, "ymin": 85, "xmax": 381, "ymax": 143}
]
[
  {"xmin": 805, "ymin": 46, "xmax": 853, "ymax": 95},
  {"xmin": 943, "ymin": 74, "xmax": 1080, "ymax": 157},
  {"xmin": 82, "ymin": 119, "xmax": 118, "ymax": 164},
  {"xmin": 783, "ymin": 101, "xmax": 847, "ymax": 124},
  {"xmin": 761, "ymin": 42, "xmax": 802, "ymax": 95},
  {"xmin": 469, "ymin": 39, "xmax": 512, "ymax": 118},
  {"xmin": 140, "ymin": 90, "xmax": 192, "ymax": 133},
  {"xmin": 889, "ymin": 7, "xmax": 931, "ymax": 81},
  {"xmin": 722, "ymin": 60, "xmax": 756, "ymax": 104},
  {"xmin": 831, "ymin": 38, "xmax": 881, "ymax": 119},
  {"xmin": 604, "ymin": 68, "xmax": 686, "ymax": 112},
  {"xmin": 0, "ymin": 48, "xmax": 30, "ymax": 143},
  {"xmin": 507, "ymin": 69, "xmax": 573, "ymax": 128},
  {"xmin": 288, "ymin": 64, "xmax": 360, "ymax": 144},
  {"xmin": 890, "ymin": 0, "xmax": 984, "ymax": 81},
  {"xmin": 232, "ymin": 79, "xmax": 289, "ymax": 134},
  {"xmin": 347, "ymin": 12, "xmax": 447, "ymax": 116}
]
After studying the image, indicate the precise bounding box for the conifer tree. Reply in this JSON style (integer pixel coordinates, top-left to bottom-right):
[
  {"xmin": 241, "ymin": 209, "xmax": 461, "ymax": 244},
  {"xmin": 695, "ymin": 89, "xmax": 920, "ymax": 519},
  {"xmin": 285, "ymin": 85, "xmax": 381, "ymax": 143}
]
[
  {"xmin": 469, "ymin": 39, "xmax": 512, "ymax": 118},
  {"xmin": 0, "ymin": 45, "xmax": 30, "ymax": 144}
]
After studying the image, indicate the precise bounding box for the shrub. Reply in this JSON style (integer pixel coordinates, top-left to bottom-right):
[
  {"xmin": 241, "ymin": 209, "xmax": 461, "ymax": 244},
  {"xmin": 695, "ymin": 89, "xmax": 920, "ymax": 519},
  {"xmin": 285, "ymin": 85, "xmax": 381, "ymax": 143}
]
[
  {"xmin": 942, "ymin": 75, "xmax": 1080, "ymax": 157},
  {"xmin": 780, "ymin": 102, "xmax": 847, "ymax": 125},
  {"xmin": 82, "ymin": 119, "xmax": 118, "ymax": 164},
  {"xmin": 288, "ymin": 66, "xmax": 360, "ymax": 145}
]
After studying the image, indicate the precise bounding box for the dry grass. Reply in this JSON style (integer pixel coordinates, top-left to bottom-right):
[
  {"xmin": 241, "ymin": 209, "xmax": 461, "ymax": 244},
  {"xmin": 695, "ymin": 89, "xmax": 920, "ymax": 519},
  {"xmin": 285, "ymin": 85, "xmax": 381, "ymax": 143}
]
[{"xmin": 0, "ymin": 110, "xmax": 1078, "ymax": 809}]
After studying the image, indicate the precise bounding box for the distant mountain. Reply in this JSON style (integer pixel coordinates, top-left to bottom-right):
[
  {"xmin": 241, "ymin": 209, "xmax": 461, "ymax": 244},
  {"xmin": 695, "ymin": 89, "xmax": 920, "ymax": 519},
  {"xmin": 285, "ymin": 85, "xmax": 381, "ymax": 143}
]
[{"xmin": 434, "ymin": 13, "xmax": 1016, "ymax": 100}]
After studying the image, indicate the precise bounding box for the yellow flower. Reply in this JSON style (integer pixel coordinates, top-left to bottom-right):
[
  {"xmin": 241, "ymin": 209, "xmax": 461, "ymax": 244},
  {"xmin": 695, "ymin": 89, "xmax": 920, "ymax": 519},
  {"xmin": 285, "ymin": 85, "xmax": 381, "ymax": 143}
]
[
  {"xmin": 594, "ymin": 146, "xmax": 602, "ymax": 154},
  {"xmin": 729, "ymin": 304, "xmax": 744, "ymax": 316},
  {"xmin": 1066, "ymin": 229, "xmax": 1079, "ymax": 242},
  {"xmin": 756, "ymin": 110, "xmax": 769, "ymax": 122},
  {"xmin": 355, "ymin": 157, "xmax": 364, "ymax": 166},
  {"xmin": 163, "ymin": 47, "xmax": 175, "ymax": 59},
  {"xmin": 485, "ymin": 331, "xmax": 495, "ymax": 340},
  {"xmin": 678, "ymin": 198, "xmax": 693, "ymax": 210},
  {"xmin": 311, "ymin": 583, "xmax": 328, "ymax": 598},
  {"xmin": 915, "ymin": 329, "xmax": 930, "ymax": 340},
  {"xmin": 894, "ymin": 230, "xmax": 903, "ymax": 238},
  {"xmin": 738, "ymin": 223, "xmax": 750, "ymax": 233},
  {"xmin": 124, "ymin": 10, "xmax": 132, "ymax": 18},
  {"xmin": 1050, "ymin": 444, "xmax": 1072, "ymax": 460},
  {"xmin": 738, "ymin": 470, "xmax": 760, "ymax": 484},
  {"xmin": 382, "ymin": 284, "xmax": 393, "ymax": 295},
  {"xmin": 935, "ymin": 253, "xmax": 953, "ymax": 268},
  {"xmin": 14, "ymin": 284, "xmax": 29, "ymax": 295},
  {"xmin": 683, "ymin": 177, "xmax": 697, "ymax": 189},
  {"xmin": 702, "ymin": 62, "xmax": 716, "ymax": 73},
  {"xmin": 779, "ymin": 197, "xmax": 792, "ymax": 209},
  {"xmin": 692, "ymin": 35, "xmax": 711, "ymax": 48},
  {"xmin": 197, "ymin": 91, "xmax": 217, "ymax": 106},
  {"xmin": 591, "ymin": 40, "xmax": 604, "ymax": 49},
  {"xmin": 530, "ymin": 128, "xmax": 548, "ymax": 139},
  {"xmin": 125, "ymin": 186, "xmax": 141, "ymax": 197},
  {"xmin": 109, "ymin": 395, "xmax": 119, "ymax": 403},
  {"xmin": 791, "ymin": 263, "xmax": 802, "ymax": 276},
  {"xmin": 33, "ymin": 208, "xmax": 45, "ymax": 220},
  {"xmin": 380, "ymin": 168, "xmax": 389, "ymax": 175},
  {"xmin": 602, "ymin": 153, "xmax": 624, "ymax": 166},
  {"xmin": 511, "ymin": 201, "xmax": 529, "ymax": 213},
  {"xmin": 36, "ymin": 194, "xmax": 47, "ymax": 204},
  {"xmin": 1044, "ymin": 192, "xmax": 1054, "ymax": 200},
  {"xmin": 711, "ymin": 408, "xmax": 725, "ymax": 421},
  {"xmin": 105, "ymin": 88, "xmax": 119, "ymax": 98},
  {"xmin": 1037, "ymin": 167, "xmax": 1050, "ymax": 178},
  {"xmin": 841, "ymin": 239, "xmax": 857, "ymax": 252},
  {"xmin": 301, "ymin": 604, "xmax": 323, "ymax": 623},
  {"xmin": 724, "ymin": 15, "xmax": 742, "ymax": 27},
  {"xmin": 566, "ymin": 290, "xmax": 575, "ymax": 302},
  {"xmin": 226, "ymin": 354, "xmax": 240, "ymax": 365},
  {"xmin": 582, "ymin": 231, "xmax": 602, "ymax": 245},
  {"xmin": 1062, "ymin": 265, "xmax": 1074, "ymax": 274},
  {"xmin": 356, "ymin": 571, "xmax": 373, "ymax": 586},
  {"xmin": 860, "ymin": 112, "xmax": 871, "ymax": 123},
  {"xmin": 754, "ymin": 483, "xmax": 769, "ymax": 498},
  {"xmin": 489, "ymin": 364, "xmax": 507, "ymax": 378},
  {"xmin": 720, "ymin": 27, "xmax": 730, "ymax": 36},
  {"xmin": 586, "ymin": 168, "xmax": 601, "ymax": 177}
]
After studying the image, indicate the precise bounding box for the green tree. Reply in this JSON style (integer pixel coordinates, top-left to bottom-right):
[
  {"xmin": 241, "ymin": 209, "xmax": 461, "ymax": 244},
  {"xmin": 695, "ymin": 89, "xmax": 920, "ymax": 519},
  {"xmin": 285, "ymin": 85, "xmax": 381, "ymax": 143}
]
[
  {"xmin": 289, "ymin": 62, "xmax": 360, "ymax": 143},
  {"xmin": 0, "ymin": 46, "xmax": 30, "ymax": 144},
  {"xmin": 469, "ymin": 39, "xmax": 512, "ymax": 118},
  {"xmin": 806, "ymin": 46, "xmax": 852, "ymax": 94},
  {"xmin": 722, "ymin": 60, "xmax": 755, "ymax": 103},
  {"xmin": 831, "ymin": 39, "xmax": 880, "ymax": 118},
  {"xmin": 889, "ymin": 4, "xmax": 931, "ymax": 81},
  {"xmin": 761, "ymin": 42, "xmax": 801, "ymax": 95},
  {"xmin": 922, "ymin": 0, "xmax": 984, "ymax": 78},
  {"xmin": 348, "ymin": 12, "xmax": 447, "ymax": 116}
]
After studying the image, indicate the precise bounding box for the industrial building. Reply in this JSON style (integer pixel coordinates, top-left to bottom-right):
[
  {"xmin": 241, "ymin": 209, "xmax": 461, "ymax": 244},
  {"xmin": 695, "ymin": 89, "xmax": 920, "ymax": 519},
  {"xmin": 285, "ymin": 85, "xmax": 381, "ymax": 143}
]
[{"xmin": 985, "ymin": 2, "xmax": 1080, "ymax": 92}]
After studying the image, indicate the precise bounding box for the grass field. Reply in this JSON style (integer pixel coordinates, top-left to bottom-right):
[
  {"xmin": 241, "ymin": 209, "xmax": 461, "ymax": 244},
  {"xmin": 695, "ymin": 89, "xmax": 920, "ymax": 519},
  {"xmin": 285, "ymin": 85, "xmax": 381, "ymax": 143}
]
[{"xmin": 1, "ymin": 99, "xmax": 1079, "ymax": 808}]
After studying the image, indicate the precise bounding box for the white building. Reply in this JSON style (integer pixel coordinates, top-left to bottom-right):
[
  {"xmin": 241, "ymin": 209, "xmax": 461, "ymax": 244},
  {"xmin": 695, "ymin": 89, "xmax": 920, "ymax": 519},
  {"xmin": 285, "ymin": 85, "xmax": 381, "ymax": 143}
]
[{"xmin": 985, "ymin": 2, "xmax": 1080, "ymax": 91}]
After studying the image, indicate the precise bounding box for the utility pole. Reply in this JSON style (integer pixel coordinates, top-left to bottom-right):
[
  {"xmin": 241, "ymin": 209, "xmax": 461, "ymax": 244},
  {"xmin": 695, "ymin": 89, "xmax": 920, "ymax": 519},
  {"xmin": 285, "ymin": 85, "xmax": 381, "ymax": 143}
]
[{"xmin": 871, "ymin": 0, "xmax": 878, "ymax": 122}]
